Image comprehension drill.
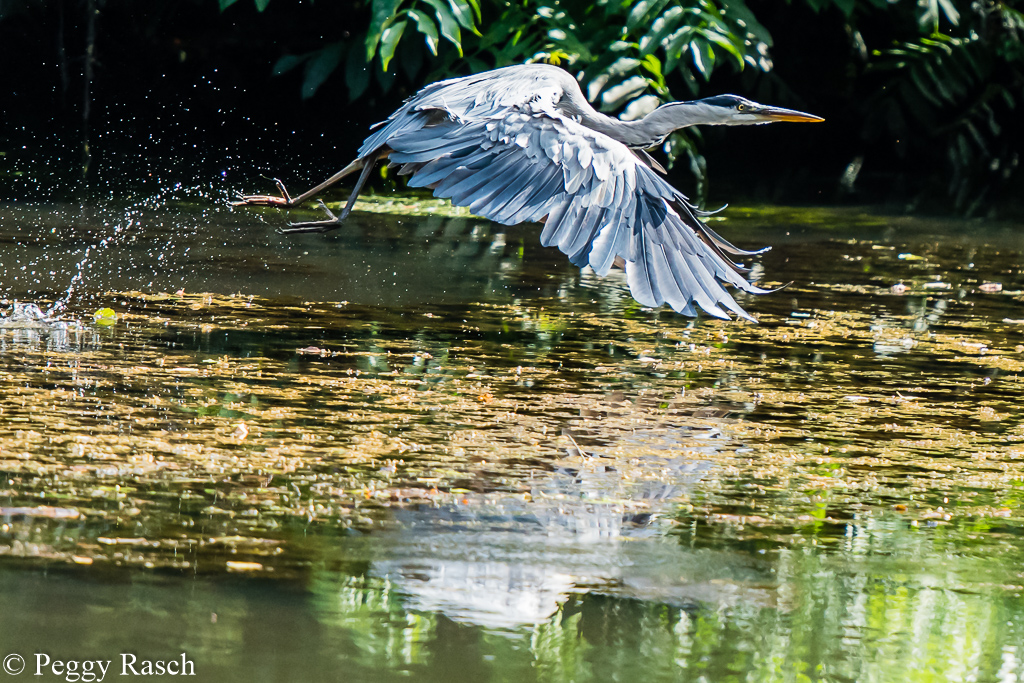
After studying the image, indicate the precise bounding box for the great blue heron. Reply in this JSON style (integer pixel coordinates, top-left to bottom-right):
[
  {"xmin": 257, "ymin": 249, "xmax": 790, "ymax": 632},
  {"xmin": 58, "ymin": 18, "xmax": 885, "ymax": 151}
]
[{"xmin": 233, "ymin": 63, "xmax": 822, "ymax": 321}]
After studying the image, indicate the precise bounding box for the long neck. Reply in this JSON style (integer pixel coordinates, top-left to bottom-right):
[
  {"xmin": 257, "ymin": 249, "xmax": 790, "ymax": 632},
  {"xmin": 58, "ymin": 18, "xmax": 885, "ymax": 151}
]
[{"xmin": 578, "ymin": 102, "xmax": 698, "ymax": 149}]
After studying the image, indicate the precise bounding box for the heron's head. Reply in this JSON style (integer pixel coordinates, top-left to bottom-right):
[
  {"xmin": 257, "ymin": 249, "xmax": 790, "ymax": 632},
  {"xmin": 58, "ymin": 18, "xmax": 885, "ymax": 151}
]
[{"xmin": 685, "ymin": 95, "xmax": 824, "ymax": 126}]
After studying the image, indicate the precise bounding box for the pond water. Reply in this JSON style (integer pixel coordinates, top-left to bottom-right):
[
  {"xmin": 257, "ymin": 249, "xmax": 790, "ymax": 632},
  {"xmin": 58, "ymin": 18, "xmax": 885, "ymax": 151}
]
[{"xmin": 1, "ymin": 194, "xmax": 1023, "ymax": 682}]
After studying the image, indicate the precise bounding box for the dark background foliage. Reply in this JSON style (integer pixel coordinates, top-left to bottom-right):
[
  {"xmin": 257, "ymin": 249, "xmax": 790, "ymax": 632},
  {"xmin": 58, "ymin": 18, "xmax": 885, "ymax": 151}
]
[{"xmin": 0, "ymin": 0, "xmax": 1021, "ymax": 214}]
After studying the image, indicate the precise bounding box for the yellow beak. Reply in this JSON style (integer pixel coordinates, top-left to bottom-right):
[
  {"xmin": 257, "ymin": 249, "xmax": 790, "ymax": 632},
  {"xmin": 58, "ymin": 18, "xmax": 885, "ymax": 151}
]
[{"xmin": 759, "ymin": 106, "xmax": 825, "ymax": 123}]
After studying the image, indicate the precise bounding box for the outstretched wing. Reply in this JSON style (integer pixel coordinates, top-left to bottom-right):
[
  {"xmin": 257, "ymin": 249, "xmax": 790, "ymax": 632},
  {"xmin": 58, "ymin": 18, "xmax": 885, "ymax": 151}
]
[{"xmin": 371, "ymin": 73, "xmax": 768, "ymax": 320}]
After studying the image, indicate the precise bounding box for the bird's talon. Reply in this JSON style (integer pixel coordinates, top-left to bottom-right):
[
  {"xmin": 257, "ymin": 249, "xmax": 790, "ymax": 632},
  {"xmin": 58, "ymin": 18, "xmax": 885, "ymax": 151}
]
[
  {"xmin": 230, "ymin": 193, "xmax": 292, "ymax": 207},
  {"xmin": 279, "ymin": 217, "xmax": 343, "ymax": 234},
  {"xmin": 273, "ymin": 179, "xmax": 292, "ymax": 203},
  {"xmin": 315, "ymin": 200, "xmax": 338, "ymax": 221}
]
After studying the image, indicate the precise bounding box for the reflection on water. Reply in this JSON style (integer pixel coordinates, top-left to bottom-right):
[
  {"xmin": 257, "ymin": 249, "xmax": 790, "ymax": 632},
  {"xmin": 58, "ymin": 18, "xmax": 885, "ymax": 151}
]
[{"xmin": 1, "ymin": 199, "xmax": 1024, "ymax": 681}]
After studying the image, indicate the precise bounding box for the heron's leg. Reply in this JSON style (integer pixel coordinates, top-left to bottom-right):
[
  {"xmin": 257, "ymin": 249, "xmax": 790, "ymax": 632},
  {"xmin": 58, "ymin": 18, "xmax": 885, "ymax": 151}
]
[
  {"xmin": 231, "ymin": 158, "xmax": 365, "ymax": 207},
  {"xmin": 280, "ymin": 152, "xmax": 382, "ymax": 234}
]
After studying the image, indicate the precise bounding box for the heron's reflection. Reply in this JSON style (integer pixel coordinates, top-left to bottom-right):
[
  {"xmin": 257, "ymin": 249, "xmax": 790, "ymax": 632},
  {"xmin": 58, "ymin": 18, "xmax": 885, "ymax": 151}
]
[{"xmin": 363, "ymin": 392, "xmax": 772, "ymax": 630}]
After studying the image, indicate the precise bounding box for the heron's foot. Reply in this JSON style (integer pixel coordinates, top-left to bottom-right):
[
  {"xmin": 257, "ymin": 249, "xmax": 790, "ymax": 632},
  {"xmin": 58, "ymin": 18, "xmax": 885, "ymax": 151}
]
[
  {"xmin": 278, "ymin": 201, "xmax": 344, "ymax": 234},
  {"xmin": 230, "ymin": 179, "xmax": 293, "ymax": 207}
]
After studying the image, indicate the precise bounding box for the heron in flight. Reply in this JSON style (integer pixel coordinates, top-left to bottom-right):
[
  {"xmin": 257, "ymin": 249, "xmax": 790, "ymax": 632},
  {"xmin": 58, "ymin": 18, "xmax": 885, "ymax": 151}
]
[{"xmin": 233, "ymin": 63, "xmax": 822, "ymax": 321}]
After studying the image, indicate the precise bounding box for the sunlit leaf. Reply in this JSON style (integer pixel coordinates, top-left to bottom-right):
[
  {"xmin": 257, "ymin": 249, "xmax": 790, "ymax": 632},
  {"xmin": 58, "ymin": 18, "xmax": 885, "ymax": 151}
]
[
  {"xmin": 664, "ymin": 26, "xmax": 696, "ymax": 71},
  {"xmin": 921, "ymin": 35, "xmax": 955, "ymax": 54},
  {"xmin": 423, "ymin": 0, "xmax": 463, "ymax": 55},
  {"xmin": 366, "ymin": 0, "xmax": 404, "ymax": 62},
  {"xmin": 406, "ymin": 8, "xmax": 439, "ymax": 55},
  {"xmin": 641, "ymin": 54, "xmax": 663, "ymax": 81},
  {"xmin": 621, "ymin": 94, "xmax": 661, "ymax": 121},
  {"xmin": 702, "ymin": 29, "xmax": 745, "ymax": 69},
  {"xmin": 448, "ymin": 0, "xmax": 480, "ymax": 35},
  {"xmin": 690, "ymin": 37, "xmax": 715, "ymax": 77},
  {"xmin": 601, "ymin": 75, "xmax": 648, "ymax": 110},
  {"xmin": 380, "ymin": 20, "xmax": 407, "ymax": 71},
  {"xmin": 608, "ymin": 56, "xmax": 643, "ymax": 76},
  {"xmin": 626, "ymin": 0, "xmax": 671, "ymax": 31},
  {"xmin": 639, "ymin": 6, "xmax": 684, "ymax": 56},
  {"xmin": 936, "ymin": 0, "xmax": 960, "ymax": 25},
  {"xmin": 918, "ymin": 0, "xmax": 959, "ymax": 31}
]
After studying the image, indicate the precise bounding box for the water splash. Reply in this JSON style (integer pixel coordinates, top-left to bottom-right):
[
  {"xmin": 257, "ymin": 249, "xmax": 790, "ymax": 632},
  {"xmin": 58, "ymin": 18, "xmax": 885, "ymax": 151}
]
[
  {"xmin": 0, "ymin": 302, "xmax": 54, "ymax": 326},
  {"xmin": 0, "ymin": 179, "xmax": 237, "ymax": 318},
  {"xmin": 47, "ymin": 218, "xmax": 134, "ymax": 317},
  {"xmin": 0, "ymin": 301, "xmax": 86, "ymax": 351}
]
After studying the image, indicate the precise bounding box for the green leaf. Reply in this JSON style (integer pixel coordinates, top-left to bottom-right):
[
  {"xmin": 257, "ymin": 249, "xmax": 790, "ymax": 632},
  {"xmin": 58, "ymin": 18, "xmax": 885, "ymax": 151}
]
[
  {"xmin": 302, "ymin": 42, "xmax": 345, "ymax": 99},
  {"xmin": 218, "ymin": 0, "xmax": 240, "ymax": 10},
  {"xmin": 719, "ymin": 0, "xmax": 771, "ymax": 44},
  {"xmin": 664, "ymin": 26, "xmax": 696, "ymax": 71},
  {"xmin": 254, "ymin": 0, "xmax": 271, "ymax": 10},
  {"xmin": 273, "ymin": 53, "xmax": 309, "ymax": 76},
  {"xmin": 380, "ymin": 20, "xmax": 407, "ymax": 71},
  {"xmin": 448, "ymin": 0, "xmax": 480, "ymax": 34},
  {"xmin": 626, "ymin": 0, "xmax": 671, "ymax": 32},
  {"xmin": 423, "ymin": 0, "xmax": 463, "ymax": 55},
  {"xmin": 702, "ymin": 29, "xmax": 745, "ymax": 69},
  {"xmin": 345, "ymin": 41, "xmax": 371, "ymax": 102},
  {"xmin": 639, "ymin": 6, "xmax": 684, "ymax": 56},
  {"xmin": 366, "ymin": 0, "xmax": 404, "ymax": 62},
  {"xmin": 952, "ymin": 40, "xmax": 983, "ymax": 79},
  {"xmin": 641, "ymin": 54, "xmax": 663, "ymax": 79},
  {"xmin": 465, "ymin": 56, "xmax": 489, "ymax": 73},
  {"xmin": 691, "ymin": 37, "xmax": 715, "ymax": 78},
  {"xmin": 908, "ymin": 67, "xmax": 943, "ymax": 106},
  {"xmin": 376, "ymin": 59, "xmax": 397, "ymax": 92},
  {"xmin": 640, "ymin": 55, "xmax": 667, "ymax": 93},
  {"xmin": 921, "ymin": 61, "xmax": 954, "ymax": 103},
  {"xmin": 831, "ymin": 0, "xmax": 855, "ymax": 17},
  {"xmin": 398, "ymin": 34, "xmax": 425, "ymax": 79},
  {"xmin": 406, "ymin": 8, "xmax": 440, "ymax": 55}
]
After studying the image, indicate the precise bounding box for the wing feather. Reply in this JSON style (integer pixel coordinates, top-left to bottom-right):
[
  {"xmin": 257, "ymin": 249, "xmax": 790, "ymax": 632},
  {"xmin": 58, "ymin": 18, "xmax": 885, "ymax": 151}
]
[
  {"xmin": 626, "ymin": 228, "xmax": 662, "ymax": 309},
  {"xmin": 368, "ymin": 66, "xmax": 768, "ymax": 320},
  {"xmin": 561, "ymin": 203, "xmax": 605, "ymax": 265}
]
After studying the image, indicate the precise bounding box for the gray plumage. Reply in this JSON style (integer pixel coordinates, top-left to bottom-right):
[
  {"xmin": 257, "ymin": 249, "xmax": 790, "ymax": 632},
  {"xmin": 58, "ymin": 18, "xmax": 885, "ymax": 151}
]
[{"xmin": 234, "ymin": 63, "xmax": 823, "ymax": 321}]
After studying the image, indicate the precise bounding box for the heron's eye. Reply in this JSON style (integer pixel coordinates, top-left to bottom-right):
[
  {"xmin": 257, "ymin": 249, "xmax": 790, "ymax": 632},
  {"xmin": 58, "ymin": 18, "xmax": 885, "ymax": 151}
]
[{"xmin": 736, "ymin": 104, "xmax": 748, "ymax": 112}]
